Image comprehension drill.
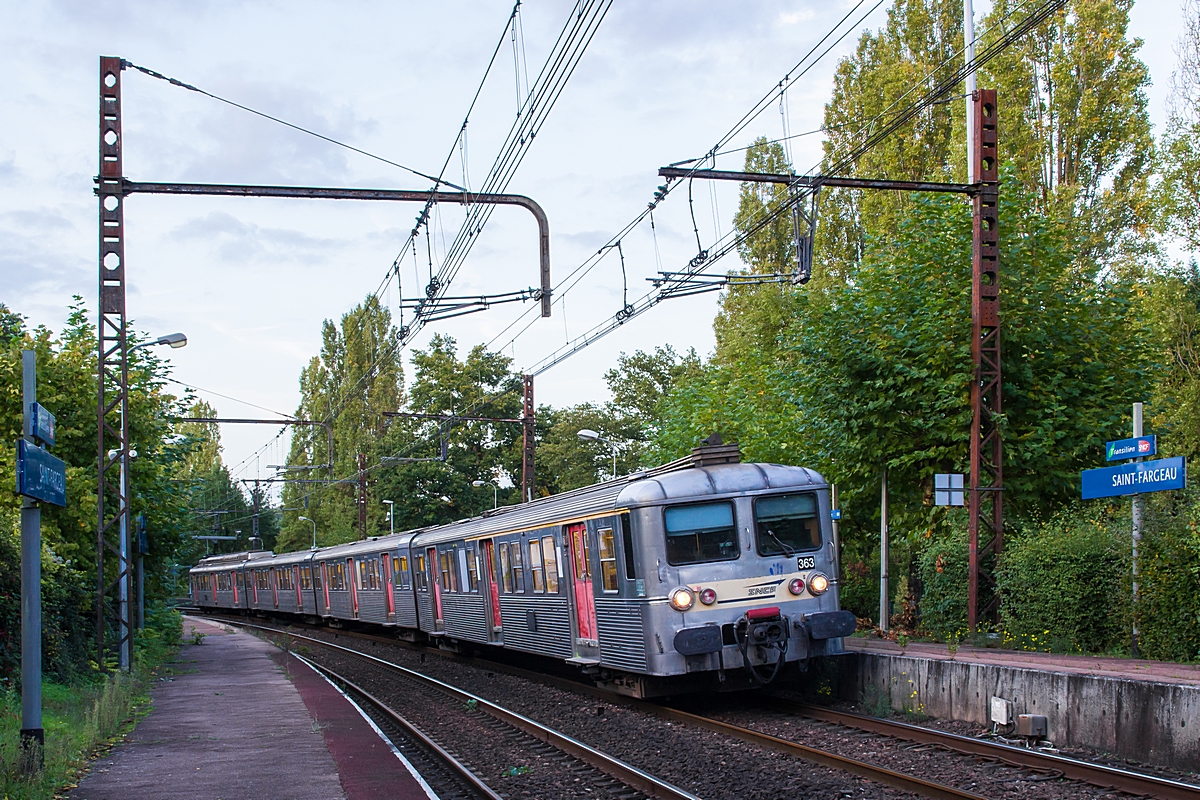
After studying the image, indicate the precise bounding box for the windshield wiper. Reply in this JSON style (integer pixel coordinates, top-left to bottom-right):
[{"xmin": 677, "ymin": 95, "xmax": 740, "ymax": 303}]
[{"xmin": 764, "ymin": 528, "xmax": 795, "ymax": 556}]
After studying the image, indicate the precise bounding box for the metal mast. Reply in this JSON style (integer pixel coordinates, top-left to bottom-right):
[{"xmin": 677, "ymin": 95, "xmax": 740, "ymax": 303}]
[
  {"xmin": 96, "ymin": 56, "xmax": 133, "ymax": 671},
  {"xmin": 967, "ymin": 90, "xmax": 1002, "ymax": 630}
]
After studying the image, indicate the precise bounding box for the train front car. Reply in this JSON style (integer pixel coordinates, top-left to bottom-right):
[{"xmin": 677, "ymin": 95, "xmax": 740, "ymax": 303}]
[{"xmin": 617, "ymin": 461, "xmax": 855, "ymax": 695}]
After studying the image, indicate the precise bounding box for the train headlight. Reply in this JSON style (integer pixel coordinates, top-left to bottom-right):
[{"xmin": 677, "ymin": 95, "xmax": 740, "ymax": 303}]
[
  {"xmin": 809, "ymin": 572, "xmax": 830, "ymax": 595},
  {"xmin": 669, "ymin": 587, "xmax": 696, "ymax": 612},
  {"xmin": 788, "ymin": 577, "xmax": 805, "ymax": 596},
  {"xmin": 699, "ymin": 587, "xmax": 717, "ymax": 605}
]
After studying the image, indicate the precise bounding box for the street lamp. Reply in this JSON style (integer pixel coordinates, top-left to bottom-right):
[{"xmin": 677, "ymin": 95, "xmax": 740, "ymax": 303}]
[
  {"xmin": 472, "ymin": 480, "xmax": 498, "ymax": 509},
  {"xmin": 382, "ymin": 499, "xmax": 394, "ymax": 536},
  {"xmin": 130, "ymin": 332, "xmax": 188, "ymax": 351},
  {"xmin": 298, "ymin": 516, "xmax": 317, "ymax": 550},
  {"xmin": 577, "ymin": 429, "xmax": 617, "ymax": 480}
]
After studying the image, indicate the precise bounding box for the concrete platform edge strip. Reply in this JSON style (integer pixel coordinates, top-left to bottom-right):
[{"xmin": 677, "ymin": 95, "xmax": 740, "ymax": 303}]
[{"xmin": 291, "ymin": 651, "xmax": 440, "ymax": 800}]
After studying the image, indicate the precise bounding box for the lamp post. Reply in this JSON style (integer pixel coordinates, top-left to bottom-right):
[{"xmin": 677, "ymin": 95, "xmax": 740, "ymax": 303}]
[
  {"xmin": 382, "ymin": 499, "xmax": 394, "ymax": 536},
  {"xmin": 131, "ymin": 332, "xmax": 188, "ymax": 351},
  {"xmin": 472, "ymin": 480, "xmax": 498, "ymax": 509},
  {"xmin": 577, "ymin": 429, "xmax": 617, "ymax": 480},
  {"xmin": 299, "ymin": 516, "xmax": 317, "ymax": 550},
  {"xmin": 111, "ymin": 332, "xmax": 185, "ymax": 670}
]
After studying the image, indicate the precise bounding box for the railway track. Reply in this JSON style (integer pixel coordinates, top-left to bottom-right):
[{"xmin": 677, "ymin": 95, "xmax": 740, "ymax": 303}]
[
  {"xmin": 220, "ymin": 618, "xmax": 700, "ymax": 800},
  {"xmin": 763, "ymin": 698, "xmax": 1200, "ymax": 800},
  {"xmin": 293, "ymin": 652, "xmax": 502, "ymax": 800},
  {"xmin": 199, "ymin": 613, "xmax": 1200, "ymax": 799},
  {"xmin": 202, "ymin": 615, "xmax": 986, "ymax": 798}
]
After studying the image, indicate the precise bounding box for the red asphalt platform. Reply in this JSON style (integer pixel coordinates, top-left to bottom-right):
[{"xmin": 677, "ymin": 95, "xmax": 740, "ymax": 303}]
[
  {"xmin": 70, "ymin": 617, "xmax": 434, "ymax": 800},
  {"xmin": 845, "ymin": 634, "xmax": 1200, "ymax": 686}
]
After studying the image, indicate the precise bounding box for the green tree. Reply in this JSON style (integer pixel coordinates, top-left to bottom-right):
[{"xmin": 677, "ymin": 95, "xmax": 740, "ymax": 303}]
[{"xmin": 279, "ymin": 296, "xmax": 404, "ymax": 550}]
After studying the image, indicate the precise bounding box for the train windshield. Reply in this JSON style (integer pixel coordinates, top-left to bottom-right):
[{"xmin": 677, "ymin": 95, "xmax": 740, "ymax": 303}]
[
  {"xmin": 663, "ymin": 501, "xmax": 739, "ymax": 565},
  {"xmin": 754, "ymin": 493, "xmax": 821, "ymax": 556}
]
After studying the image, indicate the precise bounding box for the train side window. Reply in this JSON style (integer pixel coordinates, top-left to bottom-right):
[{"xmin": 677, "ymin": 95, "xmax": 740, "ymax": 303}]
[
  {"xmin": 499, "ymin": 543, "xmax": 513, "ymax": 592},
  {"xmin": 372, "ymin": 558, "xmax": 382, "ymax": 590},
  {"xmin": 415, "ymin": 555, "xmax": 428, "ymax": 591},
  {"xmin": 313, "ymin": 566, "xmax": 322, "ymax": 590},
  {"xmin": 529, "ymin": 539, "xmax": 545, "ymax": 593},
  {"xmin": 620, "ymin": 513, "xmax": 637, "ymax": 580},
  {"xmin": 510, "ymin": 542, "xmax": 525, "ymax": 593},
  {"xmin": 396, "ymin": 555, "xmax": 409, "ymax": 588},
  {"xmin": 663, "ymin": 501, "xmax": 739, "ymax": 565},
  {"xmin": 541, "ymin": 536, "xmax": 559, "ymax": 593},
  {"xmin": 466, "ymin": 547, "xmax": 479, "ymax": 592},
  {"xmin": 597, "ymin": 527, "xmax": 619, "ymax": 592},
  {"xmin": 439, "ymin": 551, "xmax": 455, "ymax": 592}
]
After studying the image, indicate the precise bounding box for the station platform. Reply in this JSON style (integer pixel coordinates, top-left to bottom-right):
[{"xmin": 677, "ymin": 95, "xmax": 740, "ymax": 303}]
[
  {"xmin": 844, "ymin": 634, "xmax": 1200, "ymax": 686},
  {"xmin": 70, "ymin": 617, "xmax": 434, "ymax": 800},
  {"xmin": 837, "ymin": 634, "xmax": 1200, "ymax": 772}
]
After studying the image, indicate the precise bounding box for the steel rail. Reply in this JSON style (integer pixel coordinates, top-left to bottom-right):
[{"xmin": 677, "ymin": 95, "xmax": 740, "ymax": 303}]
[
  {"xmin": 777, "ymin": 699, "xmax": 1200, "ymax": 800},
  {"xmin": 226, "ymin": 620, "xmax": 700, "ymax": 800},
  {"xmin": 200, "ymin": 616, "xmax": 983, "ymax": 800},
  {"xmin": 292, "ymin": 652, "xmax": 503, "ymax": 800}
]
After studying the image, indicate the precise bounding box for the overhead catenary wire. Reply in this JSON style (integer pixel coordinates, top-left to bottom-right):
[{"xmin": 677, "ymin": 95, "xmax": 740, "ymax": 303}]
[
  {"xmin": 122, "ymin": 61, "xmax": 462, "ymax": 190},
  {"xmin": 506, "ymin": 0, "xmax": 1066, "ymax": 377}
]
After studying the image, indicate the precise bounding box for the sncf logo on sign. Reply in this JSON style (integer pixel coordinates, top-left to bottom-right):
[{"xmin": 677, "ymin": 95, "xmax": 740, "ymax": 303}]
[{"xmin": 1105, "ymin": 435, "xmax": 1157, "ymax": 462}]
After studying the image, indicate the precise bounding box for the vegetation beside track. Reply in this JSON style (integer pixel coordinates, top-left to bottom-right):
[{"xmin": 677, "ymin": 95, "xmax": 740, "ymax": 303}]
[{"xmin": 0, "ymin": 606, "xmax": 181, "ymax": 800}]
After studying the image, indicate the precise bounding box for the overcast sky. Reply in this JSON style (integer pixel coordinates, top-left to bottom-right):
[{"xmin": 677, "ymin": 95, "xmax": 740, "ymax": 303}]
[{"xmin": 3, "ymin": 0, "xmax": 1185, "ymax": 486}]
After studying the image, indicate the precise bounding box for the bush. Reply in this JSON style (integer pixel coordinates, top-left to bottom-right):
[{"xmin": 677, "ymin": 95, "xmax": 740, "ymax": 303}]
[
  {"xmin": 1136, "ymin": 492, "xmax": 1200, "ymax": 661},
  {"xmin": 0, "ymin": 514, "xmax": 94, "ymax": 684},
  {"xmin": 917, "ymin": 526, "xmax": 969, "ymax": 640},
  {"xmin": 839, "ymin": 547, "xmax": 879, "ymax": 621},
  {"xmin": 996, "ymin": 508, "xmax": 1127, "ymax": 654}
]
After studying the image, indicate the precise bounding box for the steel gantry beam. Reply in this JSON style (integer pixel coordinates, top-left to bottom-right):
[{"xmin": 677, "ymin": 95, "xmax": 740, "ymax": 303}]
[
  {"xmin": 116, "ymin": 180, "xmax": 553, "ymax": 319},
  {"xmin": 95, "ymin": 55, "xmax": 556, "ymax": 669}
]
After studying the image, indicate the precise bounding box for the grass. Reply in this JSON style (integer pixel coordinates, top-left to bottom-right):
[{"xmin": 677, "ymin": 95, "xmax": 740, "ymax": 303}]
[{"xmin": 0, "ymin": 607, "xmax": 182, "ymax": 800}]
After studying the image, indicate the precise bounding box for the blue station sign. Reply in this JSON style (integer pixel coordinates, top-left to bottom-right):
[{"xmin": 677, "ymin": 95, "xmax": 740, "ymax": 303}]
[
  {"xmin": 1105, "ymin": 435, "xmax": 1157, "ymax": 461},
  {"xmin": 1081, "ymin": 456, "xmax": 1186, "ymax": 500},
  {"xmin": 31, "ymin": 402, "xmax": 56, "ymax": 446},
  {"xmin": 16, "ymin": 439, "xmax": 66, "ymax": 506}
]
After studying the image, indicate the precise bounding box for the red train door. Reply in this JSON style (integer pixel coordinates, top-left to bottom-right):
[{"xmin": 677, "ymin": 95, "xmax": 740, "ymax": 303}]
[
  {"xmin": 271, "ymin": 569, "xmax": 279, "ymax": 609},
  {"xmin": 348, "ymin": 558, "xmax": 359, "ymax": 618},
  {"xmin": 231, "ymin": 570, "xmax": 238, "ymax": 605},
  {"xmin": 483, "ymin": 540, "xmax": 502, "ymax": 639},
  {"xmin": 252, "ymin": 571, "xmax": 259, "ymax": 605},
  {"xmin": 427, "ymin": 547, "xmax": 443, "ymax": 629},
  {"xmin": 294, "ymin": 565, "xmax": 302, "ymax": 607},
  {"xmin": 322, "ymin": 562, "xmax": 331, "ymax": 613},
  {"xmin": 567, "ymin": 523, "xmax": 597, "ymax": 644},
  {"xmin": 383, "ymin": 555, "xmax": 395, "ymax": 616}
]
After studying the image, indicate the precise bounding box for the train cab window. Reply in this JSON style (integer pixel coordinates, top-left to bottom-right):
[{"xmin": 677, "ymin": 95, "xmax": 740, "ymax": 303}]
[
  {"xmin": 597, "ymin": 527, "xmax": 619, "ymax": 592},
  {"xmin": 529, "ymin": 539, "xmax": 545, "ymax": 592},
  {"xmin": 754, "ymin": 493, "xmax": 821, "ymax": 556},
  {"xmin": 541, "ymin": 536, "xmax": 559, "ymax": 593},
  {"xmin": 620, "ymin": 513, "xmax": 637, "ymax": 580},
  {"xmin": 663, "ymin": 501, "xmax": 739, "ymax": 565}
]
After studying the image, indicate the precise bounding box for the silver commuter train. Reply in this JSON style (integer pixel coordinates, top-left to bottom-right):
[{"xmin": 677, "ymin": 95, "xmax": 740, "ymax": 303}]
[{"xmin": 190, "ymin": 446, "xmax": 856, "ymax": 696}]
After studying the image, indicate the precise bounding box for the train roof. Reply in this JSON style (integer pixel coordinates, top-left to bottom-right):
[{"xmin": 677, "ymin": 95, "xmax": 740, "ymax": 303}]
[
  {"xmin": 187, "ymin": 446, "xmax": 828, "ymax": 572},
  {"xmin": 192, "ymin": 550, "xmax": 273, "ymax": 572}
]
